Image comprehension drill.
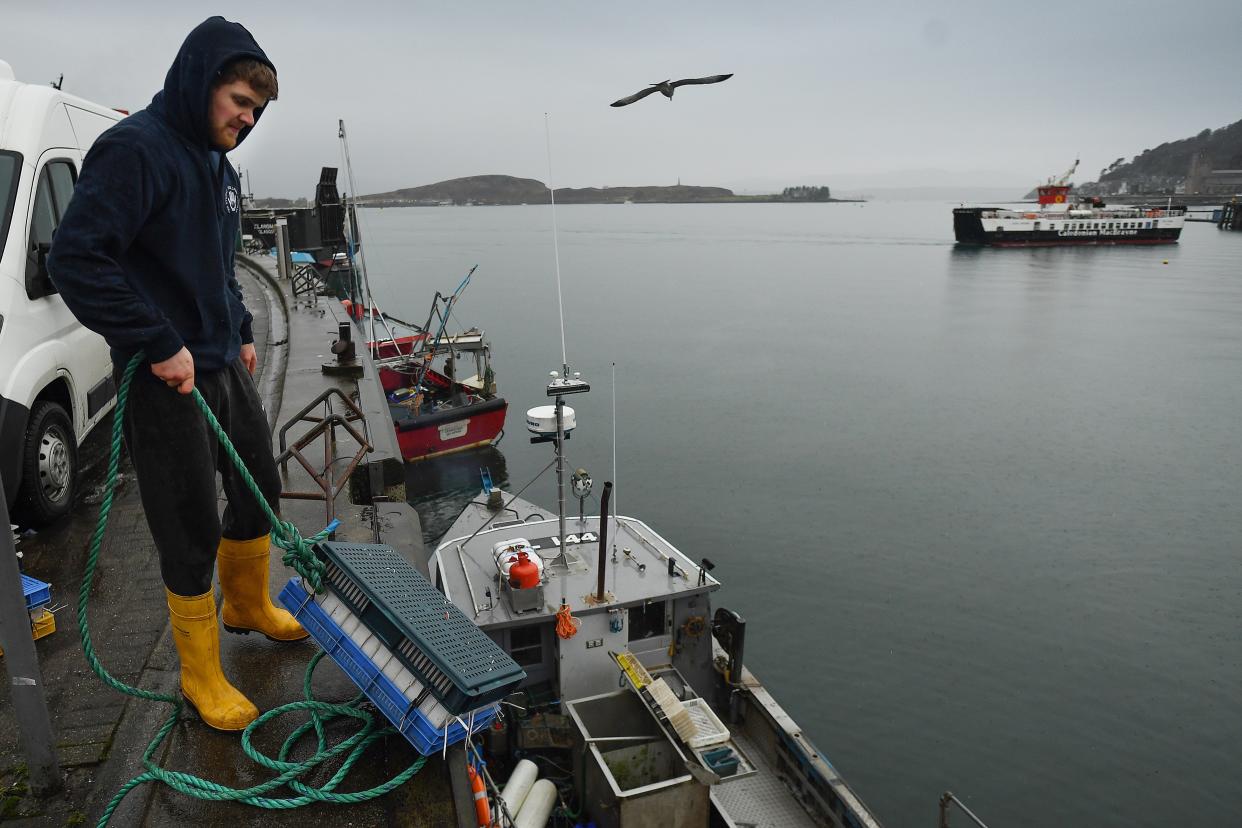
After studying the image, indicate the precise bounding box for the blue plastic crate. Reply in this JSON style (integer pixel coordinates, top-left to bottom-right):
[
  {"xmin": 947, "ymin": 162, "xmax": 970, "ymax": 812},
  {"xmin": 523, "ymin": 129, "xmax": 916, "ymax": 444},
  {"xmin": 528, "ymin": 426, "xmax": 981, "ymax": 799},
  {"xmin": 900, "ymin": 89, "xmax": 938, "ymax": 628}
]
[
  {"xmin": 278, "ymin": 577, "xmax": 497, "ymax": 756},
  {"xmin": 701, "ymin": 746, "xmax": 740, "ymax": 778},
  {"xmin": 21, "ymin": 575, "xmax": 50, "ymax": 610}
]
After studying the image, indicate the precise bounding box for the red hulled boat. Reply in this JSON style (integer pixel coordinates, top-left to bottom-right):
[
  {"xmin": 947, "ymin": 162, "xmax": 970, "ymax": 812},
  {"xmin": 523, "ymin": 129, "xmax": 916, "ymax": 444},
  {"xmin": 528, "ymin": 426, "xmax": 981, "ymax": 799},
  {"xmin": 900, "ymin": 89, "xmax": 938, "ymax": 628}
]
[
  {"xmin": 372, "ymin": 331, "xmax": 507, "ymax": 462},
  {"xmin": 363, "ymin": 266, "xmax": 507, "ymax": 463}
]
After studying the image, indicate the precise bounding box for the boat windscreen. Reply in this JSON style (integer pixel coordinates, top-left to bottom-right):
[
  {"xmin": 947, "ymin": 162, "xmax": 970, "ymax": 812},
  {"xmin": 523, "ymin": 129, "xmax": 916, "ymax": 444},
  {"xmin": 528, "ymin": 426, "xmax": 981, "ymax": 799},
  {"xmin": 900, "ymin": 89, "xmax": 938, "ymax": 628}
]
[{"xmin": 0, "ymin": 152, "xmax": 20, "ymax": 261}]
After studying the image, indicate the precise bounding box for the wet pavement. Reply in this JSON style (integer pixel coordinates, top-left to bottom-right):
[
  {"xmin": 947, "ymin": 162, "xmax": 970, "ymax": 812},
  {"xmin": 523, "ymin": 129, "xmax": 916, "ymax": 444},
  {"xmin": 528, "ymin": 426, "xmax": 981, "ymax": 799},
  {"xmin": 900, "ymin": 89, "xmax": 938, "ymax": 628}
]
[{"xmin": 2, "ymin": 257, "xmax": 461, "ymax": 826}]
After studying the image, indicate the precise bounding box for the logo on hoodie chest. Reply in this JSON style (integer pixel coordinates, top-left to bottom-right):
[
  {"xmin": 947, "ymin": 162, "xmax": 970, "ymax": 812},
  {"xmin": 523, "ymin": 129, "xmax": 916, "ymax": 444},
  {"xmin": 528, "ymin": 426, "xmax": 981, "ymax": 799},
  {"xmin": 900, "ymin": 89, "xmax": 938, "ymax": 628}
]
[{"xmin": 225, "ymin": 185, "xmax": 239, "ymax": 214}]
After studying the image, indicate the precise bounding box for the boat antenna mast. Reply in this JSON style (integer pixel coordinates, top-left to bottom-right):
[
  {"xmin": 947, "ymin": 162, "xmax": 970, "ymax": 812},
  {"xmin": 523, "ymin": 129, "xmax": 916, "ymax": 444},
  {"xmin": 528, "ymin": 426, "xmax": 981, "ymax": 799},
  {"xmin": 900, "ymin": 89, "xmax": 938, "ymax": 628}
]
[
  {"xmin": 338, "ymin": 119, "xmax": 383, "ymax": 347},
  {"xmin": 545, "ymin": 113, "xmax": 570, "ymax": 378},
  {"xmin": 541, "ymin": 113, "xmax": 588, "ymax": 638}
]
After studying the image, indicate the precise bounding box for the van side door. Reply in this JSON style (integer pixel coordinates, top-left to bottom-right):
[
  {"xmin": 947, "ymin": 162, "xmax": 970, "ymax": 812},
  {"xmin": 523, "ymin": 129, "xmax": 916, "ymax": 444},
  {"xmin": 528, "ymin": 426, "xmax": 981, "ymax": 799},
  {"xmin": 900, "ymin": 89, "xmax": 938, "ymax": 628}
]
[{"xmin": 26, "ymin": 149, "xmax": 114, "ymax": 439}]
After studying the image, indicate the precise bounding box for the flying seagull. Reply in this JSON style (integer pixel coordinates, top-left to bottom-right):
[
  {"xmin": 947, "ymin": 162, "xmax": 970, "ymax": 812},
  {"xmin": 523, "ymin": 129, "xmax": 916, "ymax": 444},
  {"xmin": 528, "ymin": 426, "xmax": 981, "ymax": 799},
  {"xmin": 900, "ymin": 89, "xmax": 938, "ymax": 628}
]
[{"xmin": 610, "ymin": 74, "xmax": 733, "ymax": 107}]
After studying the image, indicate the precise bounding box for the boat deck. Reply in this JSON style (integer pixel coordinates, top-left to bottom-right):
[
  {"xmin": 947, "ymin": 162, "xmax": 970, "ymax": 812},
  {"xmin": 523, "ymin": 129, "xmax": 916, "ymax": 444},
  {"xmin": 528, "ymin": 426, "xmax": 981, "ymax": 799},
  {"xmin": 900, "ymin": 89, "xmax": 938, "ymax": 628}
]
[
  {"xmin": 975, "ymin": 205, "xmax": 1186, "ymax": 220},
  {"xmin": 711, "ymin": 731, "xmax": 822, "ymax": 828},
  {"xmin": 430, "ymin": 495, "xmax": 718, "ymax": 628}
]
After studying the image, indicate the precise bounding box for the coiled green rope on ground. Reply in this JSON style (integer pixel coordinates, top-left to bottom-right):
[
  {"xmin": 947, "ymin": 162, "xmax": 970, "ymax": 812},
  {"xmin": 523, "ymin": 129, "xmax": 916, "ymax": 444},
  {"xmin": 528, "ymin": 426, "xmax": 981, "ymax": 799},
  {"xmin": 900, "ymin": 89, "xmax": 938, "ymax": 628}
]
[{"xmin": 79, "ymin": 352, "xmax": 425, "ymax": 827}]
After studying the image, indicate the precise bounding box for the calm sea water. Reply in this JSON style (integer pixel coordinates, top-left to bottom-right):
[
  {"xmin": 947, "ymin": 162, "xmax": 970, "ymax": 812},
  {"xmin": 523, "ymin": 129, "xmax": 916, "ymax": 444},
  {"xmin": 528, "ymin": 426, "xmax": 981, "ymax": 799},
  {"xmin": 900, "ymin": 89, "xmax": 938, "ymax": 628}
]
[{"xmin": 361, "ymin": 202, "xmax": 1242, "ymax": 827}]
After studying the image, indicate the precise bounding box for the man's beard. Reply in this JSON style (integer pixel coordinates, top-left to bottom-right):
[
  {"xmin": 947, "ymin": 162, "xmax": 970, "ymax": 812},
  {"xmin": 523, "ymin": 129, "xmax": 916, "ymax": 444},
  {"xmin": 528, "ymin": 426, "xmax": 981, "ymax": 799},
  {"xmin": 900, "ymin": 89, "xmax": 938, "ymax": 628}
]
[{"xmin": 212, "ymin": 127, "xmax": 238, "ymax": 151}]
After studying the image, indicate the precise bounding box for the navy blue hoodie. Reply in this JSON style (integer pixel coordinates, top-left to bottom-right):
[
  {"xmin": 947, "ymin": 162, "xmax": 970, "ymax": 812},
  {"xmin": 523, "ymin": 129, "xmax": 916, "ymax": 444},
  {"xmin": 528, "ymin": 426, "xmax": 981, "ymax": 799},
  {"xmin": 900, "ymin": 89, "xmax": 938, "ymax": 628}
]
[{"xmin": 48, "ymin": 17, "xmax": 275, "ymax": 372}]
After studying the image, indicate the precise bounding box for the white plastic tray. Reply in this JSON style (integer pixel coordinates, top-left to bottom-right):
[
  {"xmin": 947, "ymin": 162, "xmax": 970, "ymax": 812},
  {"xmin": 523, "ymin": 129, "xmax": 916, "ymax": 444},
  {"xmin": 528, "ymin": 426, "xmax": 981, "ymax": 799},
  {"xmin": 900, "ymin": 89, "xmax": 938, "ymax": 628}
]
[{"xmin": 683, "ymin": 697, "xmax": 730, "ymax": 748}]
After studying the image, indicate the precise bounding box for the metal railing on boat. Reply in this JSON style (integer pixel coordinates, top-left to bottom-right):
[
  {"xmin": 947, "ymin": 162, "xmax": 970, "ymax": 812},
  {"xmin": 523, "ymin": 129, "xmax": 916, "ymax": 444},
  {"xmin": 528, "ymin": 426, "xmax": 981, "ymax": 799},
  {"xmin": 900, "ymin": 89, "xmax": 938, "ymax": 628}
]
[{"xmin": 938, "ymin": 791, "xmax": 991, "ymax": 828}]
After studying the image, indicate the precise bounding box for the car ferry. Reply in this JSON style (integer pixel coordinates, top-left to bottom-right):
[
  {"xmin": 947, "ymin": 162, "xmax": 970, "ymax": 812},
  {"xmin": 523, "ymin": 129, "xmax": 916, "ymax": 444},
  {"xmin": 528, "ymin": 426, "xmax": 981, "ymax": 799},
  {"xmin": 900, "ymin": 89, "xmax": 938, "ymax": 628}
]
[{"xmin": 954, "ymin": 163, "xmax": 1186, "ymax": 247}]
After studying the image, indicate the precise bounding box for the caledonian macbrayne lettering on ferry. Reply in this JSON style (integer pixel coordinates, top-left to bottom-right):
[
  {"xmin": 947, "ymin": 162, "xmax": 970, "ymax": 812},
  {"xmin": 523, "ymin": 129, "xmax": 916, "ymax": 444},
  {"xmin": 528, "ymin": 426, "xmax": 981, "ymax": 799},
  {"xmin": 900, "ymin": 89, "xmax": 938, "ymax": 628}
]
[{"xmin": 1058, "ymin": 228, "xmax": 1139, "ymax": 238}]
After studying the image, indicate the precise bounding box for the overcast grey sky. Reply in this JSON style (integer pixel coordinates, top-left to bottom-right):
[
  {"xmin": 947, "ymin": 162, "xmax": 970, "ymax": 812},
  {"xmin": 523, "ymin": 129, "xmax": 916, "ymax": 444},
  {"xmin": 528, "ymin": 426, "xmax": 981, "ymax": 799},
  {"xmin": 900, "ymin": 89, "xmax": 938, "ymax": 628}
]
[{"xmin": 5, "ymin": 1, "xmax": 1240, "ymax": 197}]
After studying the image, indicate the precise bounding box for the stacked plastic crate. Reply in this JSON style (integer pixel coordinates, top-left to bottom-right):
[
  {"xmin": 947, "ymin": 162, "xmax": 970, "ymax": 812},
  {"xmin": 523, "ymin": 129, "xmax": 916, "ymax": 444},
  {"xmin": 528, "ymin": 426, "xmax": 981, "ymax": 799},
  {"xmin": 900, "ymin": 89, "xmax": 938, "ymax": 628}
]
[
  {"xmin": 279, "ymin": 541, "xmax": 526, "ymax": 755},
  {"xmin": 23, "ymin": 574, "xmax": 55, "ymax": 640},
  {"xmin": 0, "ymin": 573, "xmax": 55, "ymax": 658},
  {"xmin": 2, "ymin": 521, "xmax": 57, "ymax": 657}
]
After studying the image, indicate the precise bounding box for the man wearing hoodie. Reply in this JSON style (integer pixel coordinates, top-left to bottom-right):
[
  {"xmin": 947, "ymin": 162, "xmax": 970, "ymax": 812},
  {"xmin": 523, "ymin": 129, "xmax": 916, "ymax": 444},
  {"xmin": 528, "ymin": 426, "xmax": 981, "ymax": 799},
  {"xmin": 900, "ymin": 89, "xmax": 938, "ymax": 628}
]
[{"xmin": 48, "ymin": 17, "xmax": 304, "ymax": 732}]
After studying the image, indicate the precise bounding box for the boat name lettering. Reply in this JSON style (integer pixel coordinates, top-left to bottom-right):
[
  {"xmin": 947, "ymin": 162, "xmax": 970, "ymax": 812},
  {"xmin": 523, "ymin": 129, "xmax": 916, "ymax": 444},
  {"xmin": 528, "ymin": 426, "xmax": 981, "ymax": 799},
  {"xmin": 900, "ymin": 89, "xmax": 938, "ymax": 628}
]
[{"xmin": 528, "ymin": 533, "xmax": 598, "ymax": 550}]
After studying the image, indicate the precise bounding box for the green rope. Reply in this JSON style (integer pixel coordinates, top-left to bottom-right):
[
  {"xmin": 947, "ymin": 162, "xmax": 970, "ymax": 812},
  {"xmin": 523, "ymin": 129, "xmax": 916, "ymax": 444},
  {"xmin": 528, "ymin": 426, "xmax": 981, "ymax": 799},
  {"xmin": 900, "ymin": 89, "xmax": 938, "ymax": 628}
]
[
  {"xmin": 80, "ymin": 353, "xmax": 426, "ymax": 827},
  {"xmin": 182, "ymin": 366, "xmax": 329, "ymax": 592}
]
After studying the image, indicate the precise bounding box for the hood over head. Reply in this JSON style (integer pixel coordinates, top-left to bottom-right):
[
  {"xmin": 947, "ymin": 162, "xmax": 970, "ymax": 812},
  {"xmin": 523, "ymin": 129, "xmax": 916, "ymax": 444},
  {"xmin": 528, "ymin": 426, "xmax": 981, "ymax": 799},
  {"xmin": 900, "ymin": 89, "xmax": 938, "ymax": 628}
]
[{"xmin": 151, "ymin": 16, "xmax": 275, "ymax": 149}]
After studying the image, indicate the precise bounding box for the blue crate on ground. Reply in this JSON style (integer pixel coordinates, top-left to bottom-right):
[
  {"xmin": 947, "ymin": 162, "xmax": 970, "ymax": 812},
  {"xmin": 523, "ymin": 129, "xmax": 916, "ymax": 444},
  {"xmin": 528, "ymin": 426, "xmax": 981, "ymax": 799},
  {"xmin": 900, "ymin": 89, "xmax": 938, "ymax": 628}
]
[
  {"xmin": 21, "ymin": 575, "xmax": 50, "ymax": 610},
  {"xmin": 278, "ymin": 577, "xmax": 497, "ymax": 756}
]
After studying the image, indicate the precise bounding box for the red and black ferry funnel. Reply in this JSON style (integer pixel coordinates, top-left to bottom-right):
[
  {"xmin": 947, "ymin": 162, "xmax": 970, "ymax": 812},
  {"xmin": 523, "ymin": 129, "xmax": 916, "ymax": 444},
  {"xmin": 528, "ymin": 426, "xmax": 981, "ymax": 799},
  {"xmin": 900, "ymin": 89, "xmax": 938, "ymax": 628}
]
[{"xmin": 1037, "ymin": 185, "xmax": 1071, "ymax": 206}]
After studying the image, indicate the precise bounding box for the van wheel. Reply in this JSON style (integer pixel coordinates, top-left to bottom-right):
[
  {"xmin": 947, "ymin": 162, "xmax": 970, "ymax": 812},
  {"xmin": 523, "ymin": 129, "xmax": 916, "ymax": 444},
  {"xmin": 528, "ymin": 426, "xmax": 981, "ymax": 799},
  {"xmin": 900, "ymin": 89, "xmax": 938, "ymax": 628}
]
[{"xmin": 15, "ymin": 401, "xmax": 77, "ymax": 526}]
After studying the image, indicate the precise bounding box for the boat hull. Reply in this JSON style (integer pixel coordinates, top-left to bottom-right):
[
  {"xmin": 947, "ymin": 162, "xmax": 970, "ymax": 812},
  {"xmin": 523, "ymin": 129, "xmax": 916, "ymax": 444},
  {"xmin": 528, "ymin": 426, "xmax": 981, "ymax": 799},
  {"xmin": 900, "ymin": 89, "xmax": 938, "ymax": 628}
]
[
  {"xmin": 391, "ymin": 396, "xmax": 507, "ymax": 462},
  {"xmin": 953, "ymin": 207, "xmax": 1183, "ymax": 247}
]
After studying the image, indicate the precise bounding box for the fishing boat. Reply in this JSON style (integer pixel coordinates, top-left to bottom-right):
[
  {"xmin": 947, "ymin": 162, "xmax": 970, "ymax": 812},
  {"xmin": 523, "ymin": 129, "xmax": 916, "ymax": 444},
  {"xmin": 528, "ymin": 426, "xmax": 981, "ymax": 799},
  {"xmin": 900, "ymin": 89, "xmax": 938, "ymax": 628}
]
[
  {"xmin": 425, "ymin": 370, "xmax": 883, "ymax": 827},
  {"xmin": 316, "ymin": 119, "xmax": 507, "ymax": 464},
  {"xmin": 953, "ymin": 159, "xmax": 1187, "ymax": 247},
  {"xmin": 368, "ymin": 269, "xmax": 508, "ymax": 463}
]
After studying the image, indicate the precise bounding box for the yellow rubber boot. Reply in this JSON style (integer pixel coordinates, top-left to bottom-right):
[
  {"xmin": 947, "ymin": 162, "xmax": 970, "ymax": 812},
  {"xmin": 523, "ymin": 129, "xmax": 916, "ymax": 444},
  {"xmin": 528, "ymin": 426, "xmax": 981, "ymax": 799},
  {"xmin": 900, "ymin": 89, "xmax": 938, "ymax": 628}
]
[
  {"xmin": 166, "ymin": 590, "xmax": 259, "ymax": 732},
  {"xmin": 217, "ymin": 535, "xmax": 308, "ymax": 642}
]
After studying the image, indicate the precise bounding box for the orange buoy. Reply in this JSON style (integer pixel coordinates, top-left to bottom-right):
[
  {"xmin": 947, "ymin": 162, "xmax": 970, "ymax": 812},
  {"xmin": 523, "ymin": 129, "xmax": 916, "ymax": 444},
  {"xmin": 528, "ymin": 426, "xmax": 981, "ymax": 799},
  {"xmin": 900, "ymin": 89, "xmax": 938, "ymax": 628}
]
[{"xmin": 468, "ymin": 765, "xmax": 490, "ymax": 827}]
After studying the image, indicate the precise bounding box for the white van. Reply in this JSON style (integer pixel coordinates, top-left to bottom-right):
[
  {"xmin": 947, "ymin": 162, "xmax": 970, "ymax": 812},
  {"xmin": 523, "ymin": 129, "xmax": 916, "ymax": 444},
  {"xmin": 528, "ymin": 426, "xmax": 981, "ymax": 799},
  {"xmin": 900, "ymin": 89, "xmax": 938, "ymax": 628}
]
[{"xmin": 0, "ymin": 60, "xmax": 123, "ymax": 525}]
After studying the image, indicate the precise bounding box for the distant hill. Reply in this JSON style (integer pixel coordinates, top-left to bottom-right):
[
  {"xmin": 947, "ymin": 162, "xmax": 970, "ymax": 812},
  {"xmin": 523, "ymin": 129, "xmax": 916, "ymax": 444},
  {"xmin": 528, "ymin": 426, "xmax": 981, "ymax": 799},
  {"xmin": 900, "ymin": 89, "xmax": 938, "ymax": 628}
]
[
  {"xmin": 358, "ymin": 175, "xmax": 738, "ymax": 206},
  {"xmin": 246, "ymin": 175, "xmax": 855, "ymax": 207},
  {"xmin": 361, "ymin": 175, "xmax": 547, "ymax": 205},
  {"xmin": 1079, "ymin": 117, "xmax": 1242, "ymax": 195}
]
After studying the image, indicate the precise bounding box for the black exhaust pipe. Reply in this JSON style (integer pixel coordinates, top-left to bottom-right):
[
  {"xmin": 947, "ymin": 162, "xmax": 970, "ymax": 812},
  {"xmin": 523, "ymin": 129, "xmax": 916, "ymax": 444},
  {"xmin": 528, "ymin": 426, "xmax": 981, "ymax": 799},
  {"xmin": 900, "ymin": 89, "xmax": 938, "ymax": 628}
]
[{"xmin": 596, "ymin": 482, "xmax": 613, "ymax": 601}]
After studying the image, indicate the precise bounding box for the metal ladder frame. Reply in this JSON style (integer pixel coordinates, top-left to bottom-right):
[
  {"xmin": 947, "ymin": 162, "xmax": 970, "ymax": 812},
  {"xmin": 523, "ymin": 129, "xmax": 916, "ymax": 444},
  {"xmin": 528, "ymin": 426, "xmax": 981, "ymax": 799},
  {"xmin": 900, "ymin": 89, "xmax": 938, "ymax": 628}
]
[{"xmin": 276, "ymin": 387, "xmax": 373, "ymax": 525}]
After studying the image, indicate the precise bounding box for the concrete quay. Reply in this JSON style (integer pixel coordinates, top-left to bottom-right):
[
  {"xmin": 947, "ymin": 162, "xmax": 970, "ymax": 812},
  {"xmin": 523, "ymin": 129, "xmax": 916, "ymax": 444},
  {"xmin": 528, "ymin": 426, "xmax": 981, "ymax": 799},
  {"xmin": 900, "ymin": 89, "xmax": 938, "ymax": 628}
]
[{"xmin": 2, "ymin": 255, "xmax": 468, "ymax": 826}]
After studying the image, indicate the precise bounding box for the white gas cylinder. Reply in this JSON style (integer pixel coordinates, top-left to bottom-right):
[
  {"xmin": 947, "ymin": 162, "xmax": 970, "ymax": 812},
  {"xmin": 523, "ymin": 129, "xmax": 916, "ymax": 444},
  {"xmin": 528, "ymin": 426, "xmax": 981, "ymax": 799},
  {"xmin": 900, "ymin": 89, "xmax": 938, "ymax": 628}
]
[
  {"xmin": 499, "ymin": 758, "xmax": 538, "ymax": 817},
  {"xmin": 514, "ymin": 778, "xmax": 557, "ymax": 828}
]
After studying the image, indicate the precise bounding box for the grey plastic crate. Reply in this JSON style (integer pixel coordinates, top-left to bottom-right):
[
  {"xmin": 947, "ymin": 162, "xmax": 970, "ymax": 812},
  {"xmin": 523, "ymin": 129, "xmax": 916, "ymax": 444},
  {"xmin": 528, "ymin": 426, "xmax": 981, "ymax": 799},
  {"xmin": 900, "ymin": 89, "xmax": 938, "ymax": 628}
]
[{"xmin": 313, "ymin": 540, "xmax": 525, "ymax": 714}]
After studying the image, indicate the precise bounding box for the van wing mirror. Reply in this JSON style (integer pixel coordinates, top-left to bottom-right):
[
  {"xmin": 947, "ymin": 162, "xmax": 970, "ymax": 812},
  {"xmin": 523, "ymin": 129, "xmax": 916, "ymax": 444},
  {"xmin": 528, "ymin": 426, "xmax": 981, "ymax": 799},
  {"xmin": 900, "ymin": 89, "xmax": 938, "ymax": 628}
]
[{"xmin": 25, "ymin": 242, "xmax": 57, "ymax": 300}]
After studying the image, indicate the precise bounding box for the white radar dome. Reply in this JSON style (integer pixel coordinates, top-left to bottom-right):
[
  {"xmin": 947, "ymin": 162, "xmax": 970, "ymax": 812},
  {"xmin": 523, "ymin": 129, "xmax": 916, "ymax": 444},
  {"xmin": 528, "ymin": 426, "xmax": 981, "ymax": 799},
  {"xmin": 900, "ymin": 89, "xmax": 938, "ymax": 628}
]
[{"xmin": 526, "ymin": 405, "xmax": 575, "ymax": 437}]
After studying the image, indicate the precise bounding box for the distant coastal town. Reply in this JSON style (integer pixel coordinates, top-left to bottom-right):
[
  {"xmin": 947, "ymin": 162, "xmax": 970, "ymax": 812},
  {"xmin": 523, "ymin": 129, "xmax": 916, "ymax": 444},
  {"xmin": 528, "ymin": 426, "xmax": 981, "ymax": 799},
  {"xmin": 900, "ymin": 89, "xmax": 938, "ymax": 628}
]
[{"xmin": 1061, "ymin": 116, "xmax": 1242, "ymax": 205}]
